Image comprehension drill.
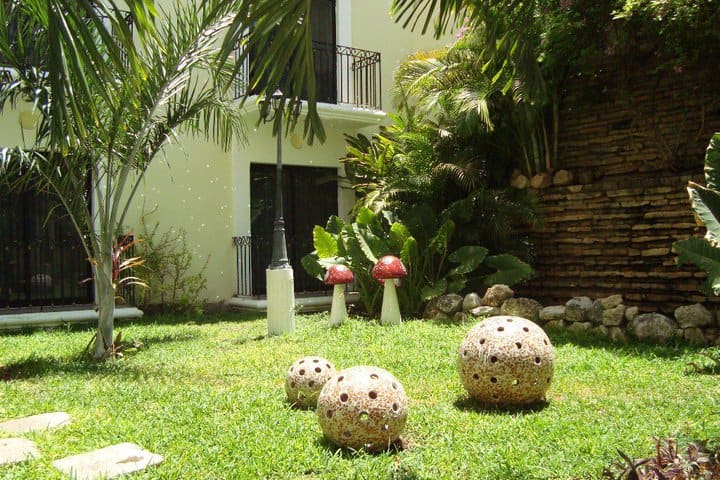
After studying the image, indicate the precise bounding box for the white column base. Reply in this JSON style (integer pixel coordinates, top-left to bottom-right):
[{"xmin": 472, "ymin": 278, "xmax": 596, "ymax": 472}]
[
  {"xmin": 266, "ymin": 267, "xmax": 295, "ymax": 335},
  {"xmin": 380, "ymin": 280, "xmax": 401, "ymax": 325},
  {"xmin": 328, "ymin": 284, "xmax": 347, "ymax": 327}
]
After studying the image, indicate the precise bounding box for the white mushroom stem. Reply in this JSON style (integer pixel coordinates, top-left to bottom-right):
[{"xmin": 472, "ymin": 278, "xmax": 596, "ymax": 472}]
[
  {"xmin": 329, "ymin": 284, "xmax": 347, "ymax": 327},
  {"xmin": 380, "ymin": 280, "xmax": 401, "ymax": 325}
]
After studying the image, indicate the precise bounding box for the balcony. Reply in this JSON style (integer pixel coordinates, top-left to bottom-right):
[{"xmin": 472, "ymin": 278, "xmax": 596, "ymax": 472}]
[{"xmin": 235, "ymin": 41, "xmax": 382, "ymax": 111}]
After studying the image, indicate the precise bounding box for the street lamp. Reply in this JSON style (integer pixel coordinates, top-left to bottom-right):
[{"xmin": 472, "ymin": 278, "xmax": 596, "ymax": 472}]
[{"xmin": 259, "ymin": 88, "xmax": 302, "ymax": 335}]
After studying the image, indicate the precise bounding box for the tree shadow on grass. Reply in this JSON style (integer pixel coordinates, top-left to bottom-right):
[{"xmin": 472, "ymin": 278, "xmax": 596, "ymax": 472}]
[
  {"xmin": 453, "ymin": 395, "xmax": 549, "ymax": 415},
  {"xmin": 138, "ymin": 311, "xmax": 265, "ymax": 327},
  {"xmin": 546, "ymin": 328, "xmax": 706, "ymax": 360},
  {"xmin": 1, "ymin": 330, "xmax": 199, "ymax": 382}
]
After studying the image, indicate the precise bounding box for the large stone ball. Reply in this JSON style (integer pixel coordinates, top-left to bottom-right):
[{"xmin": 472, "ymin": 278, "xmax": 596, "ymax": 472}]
[
  {"xmin": 285, "ymin": 356, "xmax": 337, "ymax": 409},
  {"xmin": 458, "ymin": 315, "xmax": 555, "ymax": 405},
  {"xmin": 317, "ymin": 366, "xmax": 408, "ymax": 451}
]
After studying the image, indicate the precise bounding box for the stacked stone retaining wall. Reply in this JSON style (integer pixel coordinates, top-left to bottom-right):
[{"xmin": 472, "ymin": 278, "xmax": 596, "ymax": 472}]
[{"xmin": 516, "ymin": 62, "xmax": 720, "ymax": 314}]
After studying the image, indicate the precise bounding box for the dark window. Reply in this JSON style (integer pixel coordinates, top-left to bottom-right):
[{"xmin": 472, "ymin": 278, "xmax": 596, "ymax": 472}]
[
  {"xmin": 250, "ymin": 164, "xmax": 338, "ymax": 295},
  {"xmin": 0, "ymin": 184, "xmax": 93, "ymax": 309}
]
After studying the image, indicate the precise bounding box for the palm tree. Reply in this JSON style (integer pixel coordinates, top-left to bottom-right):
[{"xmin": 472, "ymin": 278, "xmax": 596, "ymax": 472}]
[
  {"xmin": 394, "ymin": 24, "xmax": 555, "ymax": 177},
  {"xmin": 0, "ymin": 0, "xmax": 322, "ymax": 359},
  {"xmin": 390, "ymin": 0, "xmax": 546, "ymax": 103}
]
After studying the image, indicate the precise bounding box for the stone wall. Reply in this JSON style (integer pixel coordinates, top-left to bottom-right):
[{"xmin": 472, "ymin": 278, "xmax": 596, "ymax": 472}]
[{"xmin": 516, "ymin": 63, "xmax": 720, "ymax": 314}]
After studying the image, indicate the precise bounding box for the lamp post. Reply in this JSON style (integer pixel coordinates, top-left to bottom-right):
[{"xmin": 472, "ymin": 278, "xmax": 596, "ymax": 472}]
[{"xmin": 259, "ymin": 89, "xmax": 302, "ymax": 335}]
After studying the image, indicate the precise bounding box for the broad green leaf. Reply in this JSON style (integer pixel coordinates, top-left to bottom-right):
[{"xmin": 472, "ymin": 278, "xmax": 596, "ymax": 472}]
[
  {"xmin": 318, "ymin": 257, "xmax": 344, "ymax": 267},
  {"xmin": 400, "ymin": 236, "xmax": 419, "ymax": 267},
  {"xmin": 687, "ymin": 182, "xmax": 720, "ymax": 244},
  {"xmin": 381, "ymin": 209, "xmax": 395, "ymax": 227},
  {"xmin": 356, "ymin": 206, "xmax": 374, "ymax": 226},
  {"xmin": 447, "ymin": 277, "xmax": 467, "ymax": 294},
  {"xmin": 337, "ymin": 232, "xmax": 349, "ymax": 259},
  {"xmin": 325, "ymin": 215, "xmax": 345, "ymax": 234},
  {"xmin": 483, "ymin": 254, "xmax": 533, "ymax": 286},
  {"xmin": 389, "ymin": 222, "xmax": 412, "ymax": 252},
  {"xmin": 352, "ymin": 224, "xmax": 382, "ymax": 264},
  {"xmin": 313, "ymin": 226, "xmax": 338, "ymax": 259},
  {"xmin": 421, "ymin": 279, "xmax": 447, "ymax": 301},
  {"xmin": 301, "ymin": 254, "xmax": 324, "ymax": 281},
  {"xmin": 704, "ymin": 133, "xmax": 720, "ymax": 190},
  {"xmin": 673, "ymin": 237, "xmax": 720, "ymax": 296},
  {"xmin": 447, "ymin": 246, "xmax": 488, "ymax": 276},
  {"xmin": 344, "ymin": 236, "xmax": 369, "ymax": 265},
  {"xmin": 429, "ymin": 220, "xmax": 455, "ymax": 254}
]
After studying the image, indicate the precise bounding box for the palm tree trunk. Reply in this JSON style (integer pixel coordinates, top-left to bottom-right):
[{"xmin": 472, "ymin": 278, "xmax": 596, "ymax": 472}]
[{"xmin": 93, "ymin": 250, "xmax": 115, "ymax": 360}]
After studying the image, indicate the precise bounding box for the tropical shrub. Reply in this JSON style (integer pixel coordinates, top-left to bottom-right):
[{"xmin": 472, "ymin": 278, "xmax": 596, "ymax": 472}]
[
  {"xmin": 302, "ymin": 207, "xmax": 532, "ymax": 317},
  {"xmin": 341, "ymin": 111, "xmax": 539, "ymax": 260},
  {"xmin": 135, "ymin": 210, "xmax": 209, "ymax": 315},
  {"xmin": 673, "ymin": 133, "xmax": 720, "ymax": 296}
]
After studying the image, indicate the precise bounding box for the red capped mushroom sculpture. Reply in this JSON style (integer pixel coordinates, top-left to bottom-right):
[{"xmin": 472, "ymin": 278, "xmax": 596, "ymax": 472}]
[
  {"xmin": 371, "ymin": 255, "xmax": 407, "ymax": 325},
  {"xmin": 324, "ymin": 264, "xmax": 354, "ymax": 327}
]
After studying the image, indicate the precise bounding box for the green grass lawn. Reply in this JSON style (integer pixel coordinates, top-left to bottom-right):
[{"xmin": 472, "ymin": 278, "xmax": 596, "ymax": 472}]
[{"xmin": 1, "ymin": 313, "xmax": 718, "ymax": 479}]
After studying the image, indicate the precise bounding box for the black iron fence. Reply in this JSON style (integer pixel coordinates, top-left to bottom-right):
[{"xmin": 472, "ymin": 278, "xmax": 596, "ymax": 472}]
[
  {"xmin": 235, "ymin": 42, "xmax": 382, "ymax": 110},
  {"xmin": 0, "ymin": 237, "xmax": 93, "ymax": 310}
]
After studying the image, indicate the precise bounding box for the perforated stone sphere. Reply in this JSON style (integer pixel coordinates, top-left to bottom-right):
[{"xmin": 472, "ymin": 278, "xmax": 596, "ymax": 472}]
[
  {"xmin": 316, "ymin": 366, "xmax": 408, "ymax": 451},
  {"xmin": 458, "ymin": 315, "xmax": 555, "ymax": 405},
  {"xmin": 285, "ymin": 356, "xmax": 337, "ymax": 409}
]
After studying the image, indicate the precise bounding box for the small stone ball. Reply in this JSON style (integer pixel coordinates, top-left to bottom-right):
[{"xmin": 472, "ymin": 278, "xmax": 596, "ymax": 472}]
[
  {"xmin": 458, "ymin": 315, "xmax": 555, "ymax": 405},
  {"xmin": 317, "ymin": 366, "xmax": 408, "ymax": 451},
  {"xmin": 285, "ymin": 356, "xmax": 337, "ymax": 409}
]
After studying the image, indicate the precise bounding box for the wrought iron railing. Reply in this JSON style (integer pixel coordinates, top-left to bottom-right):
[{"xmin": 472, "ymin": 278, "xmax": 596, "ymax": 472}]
[
  {"xmin": 233, "ymin": 235, "xmax": 332, "ymax": 297},
  {"xmin": 234, "ymin": 41, "xmax": 382, "ymax": 110},
  {"xmin": 233, "ymin": 236, "xmax": 253, "ymax": 297}
]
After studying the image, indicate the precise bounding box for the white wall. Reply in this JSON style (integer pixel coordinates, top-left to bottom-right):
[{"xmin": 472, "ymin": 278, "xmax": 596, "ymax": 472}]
[{"xmin": 0, "ymin": 0, "xmax": 453, "ymax": 305}]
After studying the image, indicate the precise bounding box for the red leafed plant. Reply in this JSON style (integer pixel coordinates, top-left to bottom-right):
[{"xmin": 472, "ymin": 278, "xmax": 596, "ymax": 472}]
[
  {"xmin": 83, "ymin": 234, "xmax": 148, "ymax": 302},
  {"xmin": 604, "ymin": 438, "xmax": 720, "ymax": 479}
]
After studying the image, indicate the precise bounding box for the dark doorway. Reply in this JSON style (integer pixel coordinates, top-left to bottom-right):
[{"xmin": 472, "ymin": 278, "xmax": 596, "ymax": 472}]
[
  {"xmin": 246, "ymin": 0, "xmax": 337, "ymax": 103},
  {"xmin": 250, "ymin": 164, "xmax": 338, "ymax": 295},
  {"xmin": 310, "ymin": 0, "xmax": 337, "ymax": 104},
  {"xmin": 0, "ymin": 187, "xmax": 93, "ymax": 309}
]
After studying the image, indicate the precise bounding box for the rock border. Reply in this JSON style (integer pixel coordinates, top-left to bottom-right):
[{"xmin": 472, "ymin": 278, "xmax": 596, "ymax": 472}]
[{"xmin": 425, "ymin": 285, "xmax": 720, "ymax": 346}]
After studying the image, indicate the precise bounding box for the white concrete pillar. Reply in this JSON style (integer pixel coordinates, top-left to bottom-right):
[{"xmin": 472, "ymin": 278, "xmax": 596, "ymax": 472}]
[{"xmin": 266, "ymin": 267, "xmax": 295, "ymax": 335}]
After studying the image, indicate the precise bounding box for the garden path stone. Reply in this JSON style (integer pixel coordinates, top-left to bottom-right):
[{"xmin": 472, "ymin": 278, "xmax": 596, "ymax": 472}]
[
  {"xmin": 0, "ymin": 412, "xmax": 70, "ymax": 434},
  {"xmin": 0, "ymin": 438, "xmax": 40, "ymax": 465},
  {"xmin": 52, "ymin": 442, "xmax": 163, "ymax": 480}
]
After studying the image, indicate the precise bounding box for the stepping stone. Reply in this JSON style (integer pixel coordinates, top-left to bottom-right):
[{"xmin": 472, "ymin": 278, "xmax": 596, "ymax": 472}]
[
  {"xmin": 52, "ymin": 442, "xmax": 163, "ymax": 480},
  {"xmin": 0, "ymin": 437, "xmax": 40, "ymax": 465},
  {"xmin": 0, "ymin": 412, "xmax": 71, "ymax": 434}
]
